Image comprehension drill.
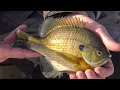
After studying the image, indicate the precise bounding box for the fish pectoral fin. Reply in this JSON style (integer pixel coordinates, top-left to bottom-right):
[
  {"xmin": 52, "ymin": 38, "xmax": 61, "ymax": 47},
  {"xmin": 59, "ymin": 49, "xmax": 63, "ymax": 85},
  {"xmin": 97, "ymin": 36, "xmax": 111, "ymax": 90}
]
[{"xmin": 38, "ymin": 56, "xmax": 63, "ymax": 78}]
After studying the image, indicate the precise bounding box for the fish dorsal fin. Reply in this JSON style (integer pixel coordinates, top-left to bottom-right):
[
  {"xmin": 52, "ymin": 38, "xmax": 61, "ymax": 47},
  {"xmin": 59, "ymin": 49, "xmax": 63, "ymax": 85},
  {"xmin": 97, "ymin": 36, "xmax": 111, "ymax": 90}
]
[
  {"xmin": 38, "ymin": 16, "xmax": 87, "ymax": 37},
  {"xmin": 38, "ymin": 56, "xmax": 63, "ymax": 78}
]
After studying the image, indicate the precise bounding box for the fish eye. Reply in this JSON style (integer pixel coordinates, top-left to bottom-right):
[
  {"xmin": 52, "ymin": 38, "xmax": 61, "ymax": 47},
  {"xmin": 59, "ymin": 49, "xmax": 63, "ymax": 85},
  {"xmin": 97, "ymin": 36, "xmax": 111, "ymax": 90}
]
[{"xmin": 96, "ymin": 50, "xmax": 102, "ymax": 56}]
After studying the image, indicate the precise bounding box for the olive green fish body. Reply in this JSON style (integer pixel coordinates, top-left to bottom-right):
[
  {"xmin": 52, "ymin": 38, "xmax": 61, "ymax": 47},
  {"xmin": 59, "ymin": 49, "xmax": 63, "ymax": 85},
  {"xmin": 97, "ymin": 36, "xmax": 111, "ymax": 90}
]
[
  {"xmin": 41, "ymin": 26, "xmax": 107, "ymax": 58},
  {"xmin": 16, "ymin": 17, "xmax": 111, "ymax": 78},
  {"xmin": 17, "ymin": 31, "xmax": 91, "ymax": 72},
  {"xmin": 41, "ymin": 27, "xmax": 84, "ymax": 58}
]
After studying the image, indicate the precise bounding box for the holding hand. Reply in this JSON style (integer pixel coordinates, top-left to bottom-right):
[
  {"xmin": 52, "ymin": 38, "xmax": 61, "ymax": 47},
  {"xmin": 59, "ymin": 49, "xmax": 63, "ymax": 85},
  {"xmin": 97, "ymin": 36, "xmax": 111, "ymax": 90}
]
[
  {"xmin": 0, "ymin": 25, "xmax": 40, "ymax": 62},
  {"xmin": 69, "ymin": 14, "xmax": 120, "ymax": 79}
]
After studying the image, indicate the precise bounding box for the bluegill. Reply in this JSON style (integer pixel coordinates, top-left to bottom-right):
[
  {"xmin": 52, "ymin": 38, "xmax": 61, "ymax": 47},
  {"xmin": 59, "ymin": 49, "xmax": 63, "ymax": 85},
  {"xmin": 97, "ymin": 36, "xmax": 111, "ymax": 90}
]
[{"xmin": 16, "ymin": 17, "xmax": 111, "ymax": 78}]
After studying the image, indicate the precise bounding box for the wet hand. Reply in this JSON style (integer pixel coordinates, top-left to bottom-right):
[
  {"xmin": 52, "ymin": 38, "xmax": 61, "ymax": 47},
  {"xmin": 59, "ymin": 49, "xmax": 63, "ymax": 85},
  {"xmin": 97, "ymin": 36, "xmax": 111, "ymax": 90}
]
[{"xmin": 0, "ymin": 25, "xmax": 40, "ymax": 62}]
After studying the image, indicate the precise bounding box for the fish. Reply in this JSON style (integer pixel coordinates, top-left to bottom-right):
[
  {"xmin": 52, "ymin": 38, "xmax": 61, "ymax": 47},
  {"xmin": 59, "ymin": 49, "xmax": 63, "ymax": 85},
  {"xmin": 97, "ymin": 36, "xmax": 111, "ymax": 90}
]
[{"xmin": 16, "ymin": 16, "xmax": 112, "ymax": 78}]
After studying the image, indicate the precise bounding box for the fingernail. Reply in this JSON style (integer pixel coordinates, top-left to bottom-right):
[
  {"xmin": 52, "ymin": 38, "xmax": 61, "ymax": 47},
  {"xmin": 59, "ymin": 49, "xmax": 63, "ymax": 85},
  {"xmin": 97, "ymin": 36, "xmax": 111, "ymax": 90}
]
[
  {"xmin": 70, "ymin": 74, "xmax": 76, "ymax": 79},
  {"xmin": 77, "ymin": 71, "xmax": 83, "ymax": 77},
  {"xmin": 33, "ymin": 53, "xmax": 41, "ymax": 57},
  {"xmin": 88, "ymin": 71, "xmax": 93, "ymax": 76},
  {"xmin": 98, "ymin": 69, "xmax": 102, "ymax": 74},
  {"xmin": 29, "ymin": 52, "xmax": 40, "ymax": 57}
]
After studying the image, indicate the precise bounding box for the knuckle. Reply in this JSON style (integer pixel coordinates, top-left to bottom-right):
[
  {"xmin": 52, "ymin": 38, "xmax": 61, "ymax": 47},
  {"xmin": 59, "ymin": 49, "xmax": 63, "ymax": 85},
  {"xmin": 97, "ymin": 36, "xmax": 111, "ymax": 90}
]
[{"xmin": 98, "ymin": 25, "xmax": 106, "ymax": 31}]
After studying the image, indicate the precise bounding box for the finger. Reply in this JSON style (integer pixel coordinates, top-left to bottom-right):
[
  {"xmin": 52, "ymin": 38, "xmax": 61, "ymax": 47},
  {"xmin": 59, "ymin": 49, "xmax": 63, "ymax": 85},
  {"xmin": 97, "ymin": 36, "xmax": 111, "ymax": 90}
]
[
  {"xmin": 0, "ymin": 44, "xmax": 11, "ymax": 62},
  {"xmin": 76, "ymin": 71, "xmax": 87, "ymax": 79},
  {"xmin": 85, "ymin": 69, "xmax": 101, "ymax": 79},
  {"xmin": 0, "ymin": 43, "xmax": 11, "ymax": 58},
  {"xmin": 94, "ymin": 60, "xmax": 114, "ymax": 78},
  {"xmin": 94, "ymin": 27, "xmax": 120, "ymax": 52},
  {"xmin": 3, "ymin": 24, "xmax": 27, "ymax": 44},
  {"xmin": 72, "ymin": 15, "xmax": 120, "ymax": 51},
  {"xmin": 7, "ymin": 47, "xmax": 40, "ymax": 59},
  {"xmin": 102, "ymin": 60, "xmax": 114, "ymax": 68},
  {"xmin": 0, "ymin": 57, "xmax": 8, "ymax": 62},
  {"xmin": 69, "ymin": 73, "xmax": 77, "ymax": 79}
]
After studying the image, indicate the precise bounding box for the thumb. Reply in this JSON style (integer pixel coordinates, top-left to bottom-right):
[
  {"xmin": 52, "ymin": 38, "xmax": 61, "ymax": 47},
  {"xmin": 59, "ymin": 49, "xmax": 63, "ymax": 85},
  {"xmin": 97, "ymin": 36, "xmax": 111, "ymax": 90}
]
[
  {"xmin": 3, "ymin": 24, "xmax": 27, "ymax": 44},
  {"xmin": 72, "ymin": 15, "xmax": 120, "ymax": 52},
  {"xmin": 8, "ymin": 47, "xmax": 40, "ymax": 59},
  {"xmin": 94, "ymin": 27, "xmax": 120, "ymax": 52}
]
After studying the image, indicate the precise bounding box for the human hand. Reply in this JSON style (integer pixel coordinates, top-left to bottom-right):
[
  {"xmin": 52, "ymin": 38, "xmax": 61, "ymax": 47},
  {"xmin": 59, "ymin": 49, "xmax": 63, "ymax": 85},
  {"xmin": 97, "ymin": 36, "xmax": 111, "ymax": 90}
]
[
  {"xmin": 72, "ymin": 14, "xmax": 120, "ymax": 52},
  {"xmin": 69, "ymin": 60, "xmax": 114, "ymax": 79},
  {"xmin": 69, "ymin": 14, "xmax": 120, "ymax": 79},
  {"xmin": 0, "ymin": 25, "xmax": 40, "ymax": 62}
]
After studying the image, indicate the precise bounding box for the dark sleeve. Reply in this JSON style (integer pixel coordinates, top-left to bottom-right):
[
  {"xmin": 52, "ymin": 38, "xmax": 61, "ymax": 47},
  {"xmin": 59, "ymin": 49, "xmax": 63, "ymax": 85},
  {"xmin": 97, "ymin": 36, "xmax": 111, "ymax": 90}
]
[
  {"xmin": 0, "ymin": 11, "xmax": 34, "ymax": 35},
  {"xmin": 43, "ymin": 11, "xmax": 96, "ymax": 20},
  {"xmin": 0, "ymin": 11, "xmax": 44, "ymax": 41}
]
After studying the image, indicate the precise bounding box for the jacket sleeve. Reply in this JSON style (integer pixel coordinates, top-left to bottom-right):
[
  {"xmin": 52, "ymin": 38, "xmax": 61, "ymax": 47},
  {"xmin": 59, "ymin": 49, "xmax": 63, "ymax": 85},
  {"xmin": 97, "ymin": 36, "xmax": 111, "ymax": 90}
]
[{"xmin": 43, "ymin": 11, "xmax": 96, "ymax": 20}]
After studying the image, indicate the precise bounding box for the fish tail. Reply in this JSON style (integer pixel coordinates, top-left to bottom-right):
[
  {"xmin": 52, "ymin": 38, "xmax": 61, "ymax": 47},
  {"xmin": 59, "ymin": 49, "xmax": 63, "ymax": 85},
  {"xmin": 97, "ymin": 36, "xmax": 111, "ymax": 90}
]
[{"xmin": 16, "ymin": 29, "xmax": 42, "ymax": 44}]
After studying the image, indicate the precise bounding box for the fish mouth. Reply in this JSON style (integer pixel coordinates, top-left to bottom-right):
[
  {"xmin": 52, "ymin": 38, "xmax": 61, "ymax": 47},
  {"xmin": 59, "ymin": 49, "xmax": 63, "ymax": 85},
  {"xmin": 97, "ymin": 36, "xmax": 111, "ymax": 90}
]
[
  {"xmin": 88, "ymin": 58, "xmax": 111, "ymax": 67},
  {"xmin": 83, "ymin": 55, "xmax": 111, "ymax": 67}
]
